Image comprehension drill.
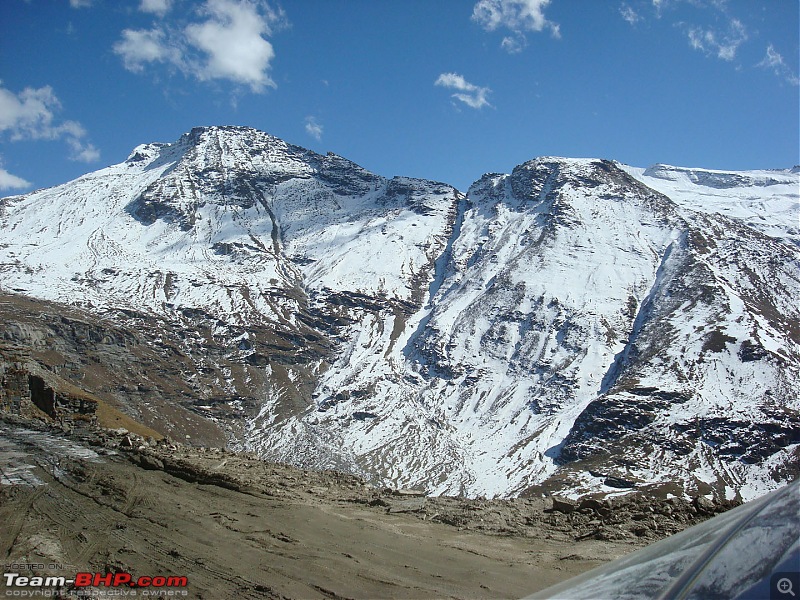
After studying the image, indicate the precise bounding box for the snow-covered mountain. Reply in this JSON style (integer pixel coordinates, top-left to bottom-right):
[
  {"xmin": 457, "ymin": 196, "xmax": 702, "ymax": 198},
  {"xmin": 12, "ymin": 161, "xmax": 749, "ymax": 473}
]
[
  {"xmin": 623, "ymin": 163, "xmax": 800, "ymax": 246},
  {"xmin": 1, "ymin": 126, "xmax": 798, "ymax": 501}
]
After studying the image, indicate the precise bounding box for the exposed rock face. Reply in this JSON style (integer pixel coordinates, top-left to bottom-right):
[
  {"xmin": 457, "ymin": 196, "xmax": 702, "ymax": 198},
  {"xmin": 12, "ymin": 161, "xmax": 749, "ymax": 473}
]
[
  {"xmin": 0, "ymin": 127, "xmax": 798, "ymax": 500},
  {"xmin": 0, "ymin": 367, "xmax": 33, "ymax": 416},
  {"xmin": 1, "ymin": 362, "xmax": 97, "ymax": 425},
  {"xmin": 0, "ymin": 294, "xmax": 226, "ymax": 445}
]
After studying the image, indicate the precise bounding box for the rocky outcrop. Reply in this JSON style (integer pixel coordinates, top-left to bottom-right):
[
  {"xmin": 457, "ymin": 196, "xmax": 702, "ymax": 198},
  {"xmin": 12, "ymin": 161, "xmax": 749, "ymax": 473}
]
[
  {"xmin": 0, "ymin": 294, "xmax": 226, "ymax": 445},
  {"xmin": 0, "ymin": 362, "xmax": 96, "ymax": 426}
]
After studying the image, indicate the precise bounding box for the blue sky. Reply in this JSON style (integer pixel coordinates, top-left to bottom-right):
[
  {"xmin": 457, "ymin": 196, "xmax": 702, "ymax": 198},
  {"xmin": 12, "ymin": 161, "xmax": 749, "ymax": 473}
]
[{"xmin": 1, "ymin": 0, "xmax": 798, "ymax": 193}]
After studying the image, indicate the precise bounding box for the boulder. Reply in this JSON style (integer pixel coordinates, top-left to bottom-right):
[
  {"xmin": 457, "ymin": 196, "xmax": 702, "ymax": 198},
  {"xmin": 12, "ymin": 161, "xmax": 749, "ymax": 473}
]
[
  {"xmin": 693, "ymin": 495, "xmax": 716, "ymax": 513},
  {"xmin": 579, "ymin": 497, "xmax": 610, "ymax": 514},
  {"xmin": 393, "ymin": 488, "xmax": 427, "ymax": 497},
  {"xmin": 138, "ymin": 453, "xmax": 164, "ymax": 470},
  {"xmin": 552, "ymin": 497, "xmax": 578, "ymax": 514},
  {"xmin": 604, "ymin": 476, "xmax": 637, "ymax": 489}
]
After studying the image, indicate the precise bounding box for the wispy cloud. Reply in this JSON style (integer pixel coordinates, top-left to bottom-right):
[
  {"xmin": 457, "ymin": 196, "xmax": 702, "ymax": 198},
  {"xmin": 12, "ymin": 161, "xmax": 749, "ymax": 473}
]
[
  {"xmin": 0, "ymin": 83, "xmax": 100, "ymax": 163},
  {"xmin": 114, "ymin": 0, "xmax": 286, "ymax": 93},
  {"xmin": 66, "ymin": 137, "xmax": 101, "ymax": 163},
  {"xmin": 625, "ymin": 2, "xmax": 760, "ymax": 68},
  {"xmin": 304, "ymin": 116, "xmax": 323, "ymax": 141},
  {"xmin": 113, "ymin": 28, "xmax": 182, "ymax": 73},
  {"xmin": 500, "ymin": 36, "xmax": 525, "ymax": 54},
  {"xmin": 0, "ymin": 168, "xmax": 30, "ymax": 191},
  {"xmin": 685, "ymin": 18, "xmax": 747, "ymax": 61},
  {"xmin": 139, "ymin": 0, "xmax": 172, "ymax": 16},
  {"xmin": 69, "ymin": 0, "xmax": 92, "ymax": 7},
  {"xmin": 758, "ymin": 44, "xmax": 800, "ymax": 86},
  {"xmin": 435, "ymin": 73, "xmax": 492, "ymax": 109},
  {"xmin": 472, "ymin": 0, "xmax": 559, "ymax": 53},
  {"xmin": 619, "ymin": 3, "xmax": 641, "ymax": 26}
]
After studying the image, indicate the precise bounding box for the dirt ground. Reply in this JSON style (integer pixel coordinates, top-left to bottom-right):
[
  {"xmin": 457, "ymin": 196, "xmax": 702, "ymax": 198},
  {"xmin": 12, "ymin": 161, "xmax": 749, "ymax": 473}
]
[{"xmin": 0, "ymin": 418, "xmax": 732, "ymax": 599}]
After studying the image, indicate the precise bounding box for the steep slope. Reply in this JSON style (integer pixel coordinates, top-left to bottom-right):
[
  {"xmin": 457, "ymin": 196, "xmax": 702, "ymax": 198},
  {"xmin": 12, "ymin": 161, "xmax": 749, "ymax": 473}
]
[
  {"xmin": 555, "ymin": 206, "xmax": 800, "ymax": 500},
  {"xmin": 1, "ymin": 128, "xmax": 798, "ymax": 501},
  {"xmin": 246, "ymin": 157, "xmax": 800, "ymax": 500},
  {"xmin": 0, "ymin": 126, "xmax": 461, "ymax": 439}
]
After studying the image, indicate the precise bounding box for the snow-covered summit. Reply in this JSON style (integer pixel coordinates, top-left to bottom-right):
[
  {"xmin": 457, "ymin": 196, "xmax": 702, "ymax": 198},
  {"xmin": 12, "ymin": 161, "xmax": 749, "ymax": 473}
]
[
  {"xmin": 641, "ymin": 163, "xmax": 794, "ymax": 188},
  {"xmin": 622, "ymin": 163, "xmax": 799, "ymax": 245}
]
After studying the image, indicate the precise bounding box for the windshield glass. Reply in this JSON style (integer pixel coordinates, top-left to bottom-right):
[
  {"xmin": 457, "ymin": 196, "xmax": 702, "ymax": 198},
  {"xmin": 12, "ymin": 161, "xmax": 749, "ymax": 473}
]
[{"xmin": 527, "ymin": 481, "xmax": 799, "ymax": 600}]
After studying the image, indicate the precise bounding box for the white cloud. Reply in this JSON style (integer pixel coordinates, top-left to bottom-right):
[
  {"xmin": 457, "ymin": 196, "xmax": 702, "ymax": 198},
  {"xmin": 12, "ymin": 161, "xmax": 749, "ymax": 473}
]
[
  {"xmin": 759, "ymin": 44, "xmax": 783, "ymax": 70},
  {"xmin": 472, "ymin": 0, "xmax": 558, "ymax": 35},
  {"xmin": 69, "ymin": 0, "xmax": 92, "ymax": 7},
  {"xmin": 435, "ymin": 73, "xmax": 492, "ymax": 109},
  {"xmin": 140, "ymin": 0, "xmax": 172, "ymax": 15},
  {"xmin": 115, "ymin": 0, "xmax": 283, "ymax": 93},
  {"xmin": 113, "ymin": 28, "xmax": 181, "ymax": 73},
  {"xmin": 304, "ymin": 116, "xmax": 323, "ymax": 141},
  {"xmin": 686, "ymin": 18, "xmax": 746, "ymax": 61},
  {"xmin": 758, "ymin": 44, "xmax": 800, "ymax": 86},
  {"xmin": 620, "ymin": 4, "xmax": 641, "ymax": 25},
  {"xmin": 0, "ymin": 84, "xmax": 61, "ymax": 139},
  {"xmin": 0, "ymin": 83, "xmax": 100, "ymax": 163},
  {"xmin": 472, "ymin": 0, "xmax": 560, "ymax": 52},
  {"xmin": 185, "ymin": 0, "xmax": 278, "ymax": 92},
  {"xmin": 642, "ymin": 1, "xmax": 789, "ymax": 82},
  {"xmin": 0, "ymin": 85, "xmax": 87, "ymax": 142},
  {"xmin": 0, "ymin": 160, "xmax": 31, "ymax": 191}
]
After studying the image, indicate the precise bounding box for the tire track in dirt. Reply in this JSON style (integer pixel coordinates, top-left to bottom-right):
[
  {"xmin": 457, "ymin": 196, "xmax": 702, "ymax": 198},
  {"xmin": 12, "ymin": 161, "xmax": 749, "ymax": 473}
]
[
  {"xmin": 30, "ymin": 458, "xmax": 293, "ymax": 599},
  {"xmin": 0, "ymin": 487, "xmax": 45, "ymax": 558}
]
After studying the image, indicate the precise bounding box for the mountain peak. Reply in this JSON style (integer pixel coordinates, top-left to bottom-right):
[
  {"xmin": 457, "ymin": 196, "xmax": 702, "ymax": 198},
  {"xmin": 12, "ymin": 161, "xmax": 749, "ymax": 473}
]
[{"xmin": 182, "ymin": 124, "xmax": 271, "ymax": 141}]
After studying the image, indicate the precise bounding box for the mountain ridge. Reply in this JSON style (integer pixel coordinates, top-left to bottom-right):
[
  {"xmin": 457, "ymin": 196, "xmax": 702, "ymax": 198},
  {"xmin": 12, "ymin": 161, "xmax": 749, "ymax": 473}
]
[{"xmin": 1, "ymin": 125, "xmax": 798, "ymax": 501}]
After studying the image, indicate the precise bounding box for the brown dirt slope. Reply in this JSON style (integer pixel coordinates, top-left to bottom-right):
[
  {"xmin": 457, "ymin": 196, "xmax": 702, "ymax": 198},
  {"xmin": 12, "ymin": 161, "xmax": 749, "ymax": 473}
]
[{"xmin": 0, "ymin": 417, "xmax": 738, "ymax": 599}]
